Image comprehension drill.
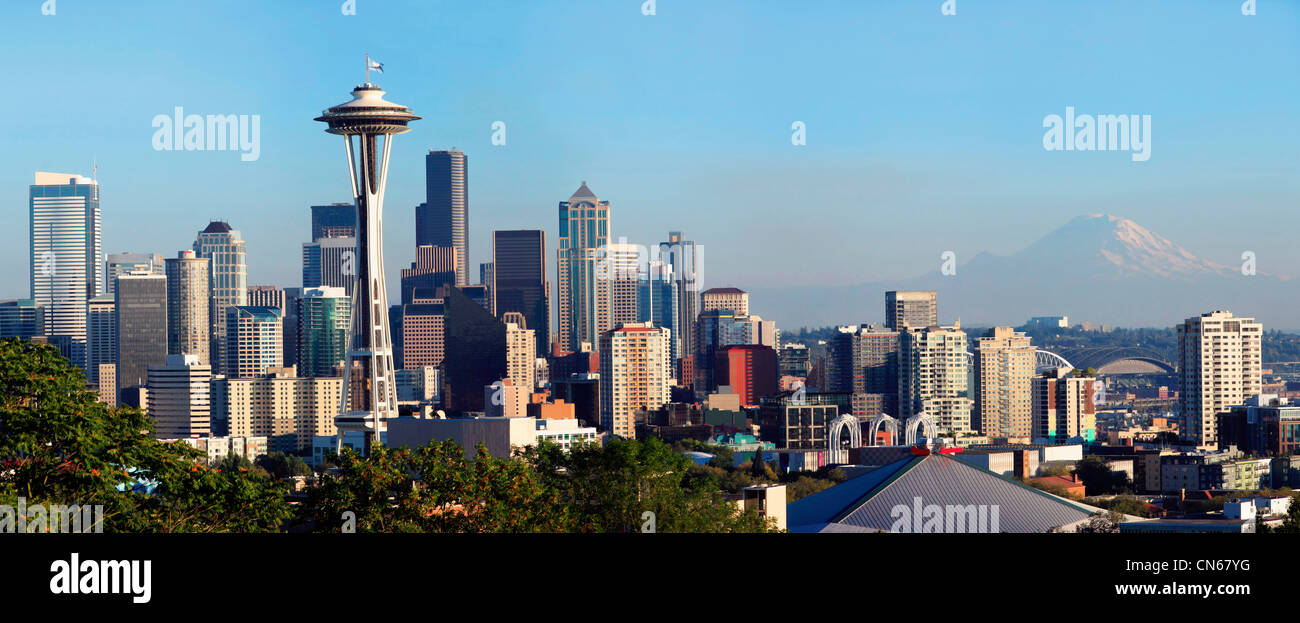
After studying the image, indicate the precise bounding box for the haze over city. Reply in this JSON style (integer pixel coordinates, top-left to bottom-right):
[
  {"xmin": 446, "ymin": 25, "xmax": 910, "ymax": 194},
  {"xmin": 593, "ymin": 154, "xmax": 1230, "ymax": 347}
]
[{"xmin": 3, "ymin": 0, "xmax": 1297, "ymax": 331}]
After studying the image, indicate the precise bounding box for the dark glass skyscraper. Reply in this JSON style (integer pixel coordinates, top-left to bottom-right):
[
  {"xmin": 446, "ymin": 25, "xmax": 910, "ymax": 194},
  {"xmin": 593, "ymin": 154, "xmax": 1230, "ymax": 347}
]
[
  {"xmin": 492, "ymin": 229, "xmax": 549, "ymax": 355},
  {"xmin": 310, "ymin": 203, "xmax": 357, "ymax": 241},
  {"xmin": 442, "ymin": 285, "xmax": 505, "ymax": 413},
  {"xmin": 418, "ymin": 150, "xmax": 468, "ymax": 286},
  {"xmin": 115, "ymin": 272, "xmax": 168, "ymax": 395}
]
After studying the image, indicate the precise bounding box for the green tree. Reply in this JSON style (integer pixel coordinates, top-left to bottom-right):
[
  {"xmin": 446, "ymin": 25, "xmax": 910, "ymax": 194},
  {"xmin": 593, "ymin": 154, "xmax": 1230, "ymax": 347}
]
[
  {"xmin": 1089, "ymin": 494, "xmax": 1150, "ymax": 518},
  {"xmin": 256, "ymin": 451, "xmax": 313, "ymax": 480},
  {"xmin": 0, "ymin": 338, "xmax": 291, "ymax": 532},
  {"xmin": 302, "ymin": 440, "xmax": 571, "ymax": 532},
  {"xmin": 1074, "ymin": 456, "xmax": 1131, "ymax": 496},
  {"xmin": 523, "ymin": 437, "xmax": 774, "ymax": 532}
]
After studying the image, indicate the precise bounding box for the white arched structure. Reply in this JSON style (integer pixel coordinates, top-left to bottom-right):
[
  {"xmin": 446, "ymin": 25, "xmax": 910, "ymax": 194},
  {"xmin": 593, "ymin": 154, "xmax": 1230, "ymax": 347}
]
[
  {"xmin": 827, "ymin": 413, "xmax": 862, "ymax": 464},
  {"xmin": 1034, "ymin": 349, "xmax": 1075, "ymax": 374},
  {"xmin": 868, "ymin": 414, "xmax": 898, "ymax": 446},
  {"xmin": 904, "ymin": 412, "xmax": 938, "ymax": 446}
]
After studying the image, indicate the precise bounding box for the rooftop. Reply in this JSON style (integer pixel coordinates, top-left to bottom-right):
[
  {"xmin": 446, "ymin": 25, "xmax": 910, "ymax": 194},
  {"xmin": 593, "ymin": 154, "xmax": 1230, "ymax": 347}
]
[{"xmin": 788, "ymin": 453, "xmax": 1100, "ymax": 533}]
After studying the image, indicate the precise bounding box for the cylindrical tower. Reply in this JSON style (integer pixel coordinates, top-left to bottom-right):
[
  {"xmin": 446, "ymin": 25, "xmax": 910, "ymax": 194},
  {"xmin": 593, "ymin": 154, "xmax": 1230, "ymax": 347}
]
[{"xmin": 315, "ymin": 80, "xmax": 420, "ymax": 451}]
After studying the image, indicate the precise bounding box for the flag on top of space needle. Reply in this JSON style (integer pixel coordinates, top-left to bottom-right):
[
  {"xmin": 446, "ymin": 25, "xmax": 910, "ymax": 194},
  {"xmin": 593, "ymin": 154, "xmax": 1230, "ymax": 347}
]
[{"xmin": 367, "ymin": 59, "xmax": 383, "ymax": 73}]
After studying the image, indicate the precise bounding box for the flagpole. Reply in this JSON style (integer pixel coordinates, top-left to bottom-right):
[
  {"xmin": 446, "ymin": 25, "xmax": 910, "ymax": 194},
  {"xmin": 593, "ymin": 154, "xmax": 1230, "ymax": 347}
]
[{"xmin": 365, "ymin": 52, "xmax": 370, "ymax": 84}]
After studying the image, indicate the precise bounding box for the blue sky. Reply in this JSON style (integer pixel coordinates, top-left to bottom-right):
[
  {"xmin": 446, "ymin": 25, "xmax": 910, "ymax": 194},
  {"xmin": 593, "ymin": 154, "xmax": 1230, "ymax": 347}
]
[{"xmin": 1, "ymin": 0, "xmax": 1297, "ymax": 308}]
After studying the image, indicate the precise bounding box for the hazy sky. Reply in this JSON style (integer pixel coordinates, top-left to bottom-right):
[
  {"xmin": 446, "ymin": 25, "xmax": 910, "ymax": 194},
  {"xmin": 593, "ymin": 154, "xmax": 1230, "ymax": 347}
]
[{"xmin": 2, "ymin": 0, "xmax": 1297, "ymax": 307}]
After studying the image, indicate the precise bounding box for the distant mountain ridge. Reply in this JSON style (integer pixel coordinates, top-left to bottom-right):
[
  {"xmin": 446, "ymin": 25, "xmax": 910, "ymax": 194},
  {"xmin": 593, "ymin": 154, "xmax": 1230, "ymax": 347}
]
[{"xmin": 749, "ymin": 214, "xmax": 1294, "ymax": 331}]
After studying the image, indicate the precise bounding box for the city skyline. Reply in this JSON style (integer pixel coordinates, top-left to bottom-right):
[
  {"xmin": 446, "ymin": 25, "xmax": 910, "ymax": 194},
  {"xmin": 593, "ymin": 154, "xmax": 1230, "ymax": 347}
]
[{"xmin": 2, "ymin": 1, "xmax": 1296, "ymax": 333}]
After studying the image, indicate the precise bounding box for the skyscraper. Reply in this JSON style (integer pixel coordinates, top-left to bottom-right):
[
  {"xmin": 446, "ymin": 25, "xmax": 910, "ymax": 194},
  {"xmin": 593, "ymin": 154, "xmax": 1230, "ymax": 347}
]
[
  {"xmin": 492, "ymin": 229, "xmax": 550, "ymax": 355},
  {"xmin": 399, "ymin": 245, "xmax": 457, "ymax": 305},
  {"xmin": 638, "ymin": 259, "xmax": 679, "ymax": 363},
  {"xmin": 194, "ymin": 221, "xmax": 247, "ymax": 373},
  {"xmin": 660, "ymin": 231, "xmax": 700, "ymax": 378},
  {"xmin": 0, "ymin": 299, "xmax": 45, "ymax": 340},
  {"xmin": 297, "ymin": 286, "xmax": 351, "ymax": 377},
  {"xmin": 828, "ymin": 324, "xmax": 899, "ymax": 419},
  {"xmin": 700, "ymin": 287, "xmax": 749, "ymax": 317},
  {"xmin": 557, "ymin": 182, "xmax": 610, "ymax": 353},
  {"xmin": 105, "ymin": 252, "xmax": 163, "ymax": 295},
  {"xmin": 973, "ymin": 327, "xmax": 1034, "ymax": 439},
  {"xmin": 479, "ymin": 262, "xmax": 493, "ymax": 312},
  {"xmin": 30, "ymin": 172, "xmax": 102, "ymax": 369},
  {"xmin": 147, "ymin": 354, "xmax": 211, "ymax": 438},
  {"xmin": 401, "ymin": 296, "xmax": 446, "ymax": 370},
  {"xmin": 441, "ymin": 286, "xmax": 506, "ymax": 413},
  {"xmin": 86, "ymin": 294, "xmax": 116, "ymax": 388},
  {"xmin": 695, "ymin": 309, "xmax": 749, "ymax": 393},
  {"xmin": 899, "ymin": 322, "xmax": 971, "ymax": 435},
  {"xmin": 1178, "ymin": 310, "xmax": 1263, "ymax": 448},
  {"xmin": 885, "ymin": 291, "xmax": 938, "ymax": 331},
  {"xmin": 282, "ymin": 287, "xmax": 303, "ymax": 370},
  {"xmin": 165, "ymin": 250, "xmax": 210, "ymax": 364},
  {"xmin": 115, "ymin": 271, "xmax": 168, "ymax": 395},
  {"xmin": 605, "ymin": 241, "xmax": 641, "ymax": 330},
  {"xmin": 315, "ymin": 77, "xmax": 419, "ymax": 446},
  {"xmin": 599, "ymin": 322, "xmax": 672, "ymax": 438},
  {"xmin": 247, "ymin": 285, "xmax": 285, "ymax": 311},
  {"xmin": 225, "ymin": 306, "xmax": 283, "ymax": 379},
  {"xmin": 419, "ymin": 149, "xmax": 468, "ymax": 286},
  {"xmin": 302, "ymin": 236, "xmax": 358, "ymax": 298},
  {"xmin": 310, "ymin": 203, "xmax": 357, "ymax": 241}
]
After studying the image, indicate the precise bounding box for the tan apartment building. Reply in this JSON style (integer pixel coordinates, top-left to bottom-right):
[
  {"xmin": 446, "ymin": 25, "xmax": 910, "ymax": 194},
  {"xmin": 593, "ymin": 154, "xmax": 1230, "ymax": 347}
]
[
  {"xmin": 599, "ymin": 322, "xmax": 672, "ymax": 439},
  {"xmin": 974, "ymin": 327, "xmax": 1035, "ymax": 439},
  {"xmin": 215, "ymin": 366, "xmax": 342, "ymax": 453}
]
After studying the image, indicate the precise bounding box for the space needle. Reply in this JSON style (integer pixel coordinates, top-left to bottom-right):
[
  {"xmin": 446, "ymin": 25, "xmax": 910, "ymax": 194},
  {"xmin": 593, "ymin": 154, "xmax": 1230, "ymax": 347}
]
[{"xmin": 315, "ymin": 57, "xmax": 420, "ymax": 452}]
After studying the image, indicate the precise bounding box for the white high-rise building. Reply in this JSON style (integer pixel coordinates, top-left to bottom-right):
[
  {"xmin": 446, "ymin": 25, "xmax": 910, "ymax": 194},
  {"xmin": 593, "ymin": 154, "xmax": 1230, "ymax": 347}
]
[
  {"xmin": 30, "ymin": 172, "xmax": 103, "ymax": 370},
  {"xmin": 599, "ymin": 322, "xmax": 672, "ymax": 439},
  {"xmin": 147, "ymin": 354, "xmax": 211, "ymax": 438},
  {"xmin": 603, "ymin": 241, "xmax": 641, "ymax": 330},
  {"xmin": 899, "ymin": 322, "xmax": 971, "ymax": 435},
  {"xmin": 1178, "ymin": 310, "xmax": 1263, "ymax": 448}
]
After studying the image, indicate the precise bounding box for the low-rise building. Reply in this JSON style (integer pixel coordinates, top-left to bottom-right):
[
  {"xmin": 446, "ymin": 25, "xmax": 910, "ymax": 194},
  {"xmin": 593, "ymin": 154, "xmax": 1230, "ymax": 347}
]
[
  {"xmin": 169, "ymin": 435, "xmax": 269, "ymax": 465},
  {"xmin": 1160, "ymin": 449, "xmax": 1272, "ymax": 493},
  {"xmin": 386, "ymin": 415, "xmax": 596, "ymax": 459}
]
